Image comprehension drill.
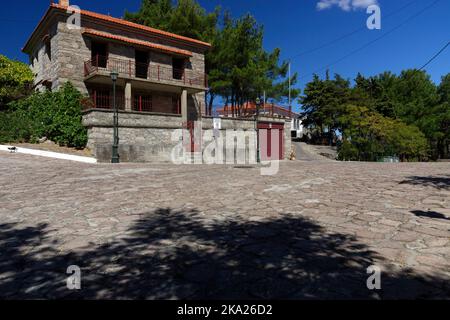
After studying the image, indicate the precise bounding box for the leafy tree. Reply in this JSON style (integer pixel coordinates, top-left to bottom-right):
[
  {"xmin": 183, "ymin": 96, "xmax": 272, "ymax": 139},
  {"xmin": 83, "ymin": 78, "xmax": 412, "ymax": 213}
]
[
  {"xmin": 0, "ymin": 54, "xmax": 34, "ymax": 110},
  {"xmin": 435, "ymin": 73, "xmax": 450, "ymax": 158},
  {"xmin": 124, "ymin": 0, "xmax": 174, "ymax": 31},
  {"xmin": 5, "ymin": 83, "xmax": 87, "ymax": 148},
  {"xmin": 301, "ymin": 72, "xmax": 350, "ymax": 144},
  {"xmin": 393, "ymin": 70, "xmax": 440, "ymax": 125},
  {"xmin": 354, "ymin": 72, "xmax": 398, "ymax": 118},
  {"xmin": 124, "ymin": 0, "xmax": 299, "ymax": 112},
  {"xmin": 303, "ymin": 69, "xmax": 449, "ymax": 160},
  {"xmin": 438, "ymin": 73, "xmax": 450, "ymax": 103},
  {"xmin": 338, "ymin": 105, "xmax": 427, "ymax": 161}
]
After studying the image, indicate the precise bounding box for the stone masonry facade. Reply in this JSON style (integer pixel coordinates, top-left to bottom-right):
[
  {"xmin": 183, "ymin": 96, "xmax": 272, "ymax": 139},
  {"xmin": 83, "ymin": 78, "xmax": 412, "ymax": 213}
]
[
  {"xmin": 83, "ymin": 109, "xmax": 291, "ymax": 163},
  {"xmin": 23, "ymin": 1, "xmax": 292, "ymax": 162},
  {"xmin": 24, "ymin": 2, "xmax": 208, "ymax": 114}
]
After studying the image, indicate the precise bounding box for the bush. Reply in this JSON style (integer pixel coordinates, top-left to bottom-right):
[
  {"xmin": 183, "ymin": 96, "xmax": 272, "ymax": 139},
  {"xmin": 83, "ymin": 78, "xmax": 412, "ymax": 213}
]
[
  {"xmin": 337, "ymin": 140, "xmax": 359, "ymax": 161},
  {"xmin": 338, "ymin": 105, "xmax": 428, "ymax": 161},
  {"xmin": 0, "ymin": 110, "xmax": 39, "ymax": 143},
  {"xmin": 2, "ymin": 82, "xmax": 87, "ymax": 148}
]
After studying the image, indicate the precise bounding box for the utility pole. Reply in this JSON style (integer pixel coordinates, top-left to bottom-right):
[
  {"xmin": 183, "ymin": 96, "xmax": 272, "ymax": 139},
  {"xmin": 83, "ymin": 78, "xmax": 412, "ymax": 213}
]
[
  {"xmin": 255, "ymin": 97, "xmax": 261, "ymax": 163},
  {"xmin": 111, "ymin": 70, "xmax": 119, "ymax": 163},
  {"xmin": 288, "ymin": 61, "xmax": 292, "ymax": 116},
  {"xmin": 263, "ymin": 91, "xmax": 266, "ymax": 109}
]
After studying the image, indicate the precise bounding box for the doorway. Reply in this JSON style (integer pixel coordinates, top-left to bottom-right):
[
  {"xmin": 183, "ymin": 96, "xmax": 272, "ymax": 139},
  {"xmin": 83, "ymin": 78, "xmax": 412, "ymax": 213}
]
[
  {"xmin": 172, "ymin": 57, "xmax": 185, "ymax": 80},
  {"xmin": 91, "ymin": 42, "xmax": 107, "ymax": 68},
  {"xmin": 258, "ymin": 122, "xmax": 284, "ymax": 161},
  {"xmin": 135, "ymin": 50, "xmax": 149, "ymax": 79}
]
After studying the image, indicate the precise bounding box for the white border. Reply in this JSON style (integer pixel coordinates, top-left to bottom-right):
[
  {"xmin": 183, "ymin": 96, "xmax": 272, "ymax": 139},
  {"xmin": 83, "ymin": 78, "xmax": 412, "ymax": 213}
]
[{"xmin": 0, "ymin": 145, "xmax": 97, "ymax": 164}]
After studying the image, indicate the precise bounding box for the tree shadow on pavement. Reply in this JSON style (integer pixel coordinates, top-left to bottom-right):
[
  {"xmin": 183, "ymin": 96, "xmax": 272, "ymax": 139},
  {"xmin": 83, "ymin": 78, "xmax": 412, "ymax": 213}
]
[
  {"xmin": 1, "ymin": 209, "xmax": 449, "ymax": 299},
  {"xmin": 400, "ymin": 175, "xmax": 450, "ymax": 190},
  {"xmin": 411, "ymin": 210, "xmax": 450, "ymax": 221}
]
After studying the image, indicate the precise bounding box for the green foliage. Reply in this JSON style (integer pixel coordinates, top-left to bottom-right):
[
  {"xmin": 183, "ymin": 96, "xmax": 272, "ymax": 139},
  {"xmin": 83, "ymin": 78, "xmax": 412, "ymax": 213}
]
[
  {"xmin": 302, "ymin": 70, "xmax": 450, "ymax": 161},
  {"xmin": 337, "ymin": 105, "xmax": 428, "ymax": 161},
  {"xmin": 2, "ymin": 83, "xmax": 87, "ymax": 148},
  {"xmin": 0, "ymin": 54, "xmax": 34, "ymax": 110},
  {"xmin": 124, "ymin": 0, "xmax": 299, "ymax": 112},
  {"xmin": 125, "ymin": 0, "xmax": 218, "ymax": 41},
  {"xmin": 0, "ymin": 110, "xmax": 39, "ymax": 144},
  {"xmin": 301, "ymin": 73, "xmax": 350, "ymax": 144}
]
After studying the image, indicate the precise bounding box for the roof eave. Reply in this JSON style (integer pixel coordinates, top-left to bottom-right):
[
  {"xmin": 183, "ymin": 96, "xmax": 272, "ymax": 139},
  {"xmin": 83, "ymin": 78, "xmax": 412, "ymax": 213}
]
[
  {"xmin": 54, "ymin": 4, "xmax": 211, "ymax": 50},
  {"xmin": 23, "ymin": 4, "xmax": 212, "ymax": 55},
  {"xmin": 22, "ymin": 6, "xmax": 58, "ymax": 54},
  {"xmin": 82, "ymin": 30, "xmax": 193, "ymax": 57}
]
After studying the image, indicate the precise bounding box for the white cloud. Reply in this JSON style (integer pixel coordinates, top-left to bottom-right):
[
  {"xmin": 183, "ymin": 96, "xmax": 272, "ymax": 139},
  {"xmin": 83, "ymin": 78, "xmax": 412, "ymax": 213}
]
[{"xmin": 316, "ymin": 0, "xmax": 379, "ymax": 11}]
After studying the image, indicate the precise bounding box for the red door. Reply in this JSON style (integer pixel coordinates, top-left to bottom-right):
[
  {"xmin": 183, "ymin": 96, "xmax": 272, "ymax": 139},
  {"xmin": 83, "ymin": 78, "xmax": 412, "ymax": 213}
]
[{"xmin": 258, "ymin": 122, "xmax": 284, "ymax": 160}]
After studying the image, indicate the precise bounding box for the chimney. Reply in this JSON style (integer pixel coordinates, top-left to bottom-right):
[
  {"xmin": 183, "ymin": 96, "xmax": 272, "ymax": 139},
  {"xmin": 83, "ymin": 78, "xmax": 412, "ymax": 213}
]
[{"xmin": 59, "ymin": 0, "xmax": 69, "ymax": 7}]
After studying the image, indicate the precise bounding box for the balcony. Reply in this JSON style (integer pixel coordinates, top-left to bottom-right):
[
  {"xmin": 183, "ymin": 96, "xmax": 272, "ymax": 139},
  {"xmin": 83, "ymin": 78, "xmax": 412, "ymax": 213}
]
[
  {"xmin": 82, "ymin": 91, "xmax": 182, "ymax": 115},
  {"xmin": 84, "ymin": 55, "xmax": 208, "ymax": 90}
]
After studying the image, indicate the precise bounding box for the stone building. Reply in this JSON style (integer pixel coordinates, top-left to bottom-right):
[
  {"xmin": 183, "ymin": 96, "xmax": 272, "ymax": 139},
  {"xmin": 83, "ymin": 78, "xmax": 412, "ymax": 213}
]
[{"xmin": 23, "ymin": 0, "xmax": 291, "ymax": 163}]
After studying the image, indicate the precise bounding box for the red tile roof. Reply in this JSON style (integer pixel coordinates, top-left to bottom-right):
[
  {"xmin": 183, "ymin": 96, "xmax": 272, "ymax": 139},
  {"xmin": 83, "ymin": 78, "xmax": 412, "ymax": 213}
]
[
  {"xmin": 23, "ymin": 3, "xmax": 211, "ymax": 53},
  {"xmin": 83, "ymin": 29, "xmax": 193, "ymax": 57},
  {"xmin": 52, "ymin": 3, "xmax": 211, "ymax": 48}
]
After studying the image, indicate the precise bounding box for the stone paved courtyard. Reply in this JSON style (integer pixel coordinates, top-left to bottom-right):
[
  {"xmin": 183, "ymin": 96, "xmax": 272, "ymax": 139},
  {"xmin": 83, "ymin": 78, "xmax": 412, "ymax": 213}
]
[{"xmin": 0, "ymin": 153, "xmax": 449, "ymax": 299}]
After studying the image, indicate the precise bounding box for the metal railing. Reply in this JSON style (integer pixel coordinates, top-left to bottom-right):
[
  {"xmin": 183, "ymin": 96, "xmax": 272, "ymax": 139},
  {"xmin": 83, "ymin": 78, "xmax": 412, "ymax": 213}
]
[
  {"xmin": 215, "ymin": 104, "xmax": 297, "ymax": 119},
  {"xmin": 83, "ymin": 90, "xmax": 182, "ymax": 115},
  {"xmin": 84, "ymin": 91, "xmax": 126, "ymax": 110},
  {"xmin": 84, "ymin": 55, "xmax": 208, "ymax": 88}
]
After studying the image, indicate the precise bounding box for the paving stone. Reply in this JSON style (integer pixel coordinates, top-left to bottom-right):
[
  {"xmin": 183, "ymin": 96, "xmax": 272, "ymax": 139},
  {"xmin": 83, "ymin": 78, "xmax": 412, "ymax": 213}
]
[
  {"xmin": 415, "ymin": 254, "xmax": 448, "ymax": 267},
  {"xmin": 0, "ymin": 153, "xmax": 449, "ymax": 299}
]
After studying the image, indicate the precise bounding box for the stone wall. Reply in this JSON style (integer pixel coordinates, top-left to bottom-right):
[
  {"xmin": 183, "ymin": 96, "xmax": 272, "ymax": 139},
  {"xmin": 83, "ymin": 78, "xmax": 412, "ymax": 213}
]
[
  {"xmin": 54, "ymin": 19, "xmax": 91, "ymax": 93},
  {"xmin": 83, "ymin": 110, "xmax": 291, "ymax": 163},
  {"xmin": 53, "ymin": 18, "xmax": 205, "ymax": 104},
  {"xmin": 30, "ymin": 23, "xmax": 59, "ymax": 91},
  {"xmin": 28, "ymin": 12, "xmax": 207, "ymax": 116}
]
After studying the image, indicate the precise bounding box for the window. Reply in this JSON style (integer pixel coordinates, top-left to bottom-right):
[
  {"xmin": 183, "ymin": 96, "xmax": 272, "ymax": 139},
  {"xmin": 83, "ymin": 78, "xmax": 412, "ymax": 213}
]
[
  {"xmin": 91, "ymin": 42, "xmax": 108, "ymax": 68},
  {"xmin": 172, "ymin": 57, "xmax": 185, "ymax": 80},
  {"xmin": 133, "ymin": 94, "xmax": 152, "ymax": 112},
  {"xmin": 45, "ymin": 40, "xmax": 51, "ymax": 60}
]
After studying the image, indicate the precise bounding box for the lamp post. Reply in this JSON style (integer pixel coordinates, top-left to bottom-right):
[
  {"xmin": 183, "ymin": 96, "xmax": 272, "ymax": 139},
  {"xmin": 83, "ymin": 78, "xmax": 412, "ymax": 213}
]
[
  {"xmin": 110, "ymin": 70, "xmax": 120, "ymax": 163},
  {"xmin": 255, "ymin": 97, "xmax": 261, "ymax": 163}
]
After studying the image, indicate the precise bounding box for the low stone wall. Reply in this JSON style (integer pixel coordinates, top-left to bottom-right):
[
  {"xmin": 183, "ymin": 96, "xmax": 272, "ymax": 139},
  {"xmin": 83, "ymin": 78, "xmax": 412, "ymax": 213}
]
[{"xmin": 83, "ymin": 109, "xmax": 291, "ymax": 163}]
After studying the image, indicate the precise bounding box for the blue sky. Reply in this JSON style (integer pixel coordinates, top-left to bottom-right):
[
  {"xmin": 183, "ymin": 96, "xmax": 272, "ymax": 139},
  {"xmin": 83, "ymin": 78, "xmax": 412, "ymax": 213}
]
[{"xmin": 1, "ymin": 0, "xmax": 449, "ymax": 110}]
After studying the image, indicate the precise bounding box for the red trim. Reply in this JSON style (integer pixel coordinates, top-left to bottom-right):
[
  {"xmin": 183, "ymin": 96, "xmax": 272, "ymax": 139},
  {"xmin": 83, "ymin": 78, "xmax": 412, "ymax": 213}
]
[
  {"xmin": 53, "ymin": 4, "xmax": 210, "ymax": 47},
  {"xmin": 23, "ymin": 4, "xmax": 211, "ymax": 54}
]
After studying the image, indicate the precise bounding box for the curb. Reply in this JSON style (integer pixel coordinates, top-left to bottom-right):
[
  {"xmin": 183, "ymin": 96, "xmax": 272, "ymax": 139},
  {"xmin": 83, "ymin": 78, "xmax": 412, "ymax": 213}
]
[{"xmin": 0, "ymin": 145, "xmax": 97, "ymax": 164}]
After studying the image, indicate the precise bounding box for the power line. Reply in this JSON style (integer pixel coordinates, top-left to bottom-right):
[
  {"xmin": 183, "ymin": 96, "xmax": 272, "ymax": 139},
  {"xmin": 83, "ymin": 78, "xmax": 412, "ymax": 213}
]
[
  {"xmin": 288, "ymin": 0, "xmax": 419, "ymax": 61},
  {"xmin": 419, "ymin": 41, "xmax": 450, "ymax": 70},
  {"xmin": 300, "ymin": 0, "xmax": 442, "ymax": 80}
]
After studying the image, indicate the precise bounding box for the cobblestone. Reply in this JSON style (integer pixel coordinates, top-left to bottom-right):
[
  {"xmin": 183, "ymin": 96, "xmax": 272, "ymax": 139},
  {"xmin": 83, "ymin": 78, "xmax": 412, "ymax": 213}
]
[{"xmin": 0, "ymin": 153, "xmax": 449, "ymax": 299}]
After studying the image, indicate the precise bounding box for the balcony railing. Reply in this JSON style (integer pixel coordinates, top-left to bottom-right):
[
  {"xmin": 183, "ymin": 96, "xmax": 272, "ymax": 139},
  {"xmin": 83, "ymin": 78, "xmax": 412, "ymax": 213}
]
[
  {"xmin": 82, "ymin": 91, "xmax": 182, "ymax": 115},
  {"xmin": 84, "ymin": 55, "xmax": 208, "ymax": 88},
  {"xmin": 215, "ymin": 104, "xmax": 297, "ymax": 119}
]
